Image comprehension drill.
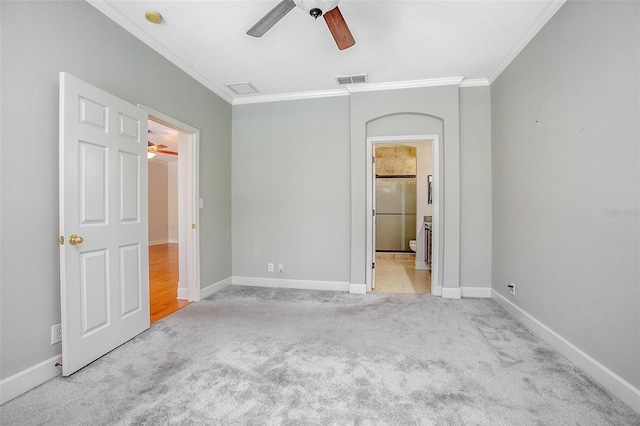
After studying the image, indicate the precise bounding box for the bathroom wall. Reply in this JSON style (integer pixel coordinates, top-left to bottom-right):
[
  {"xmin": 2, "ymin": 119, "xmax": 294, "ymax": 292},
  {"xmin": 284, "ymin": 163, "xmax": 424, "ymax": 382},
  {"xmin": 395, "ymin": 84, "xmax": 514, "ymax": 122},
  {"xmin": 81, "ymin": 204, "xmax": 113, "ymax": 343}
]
[
  {"xmin": 416, "ymin": 142, "xmax": 434, "ymax": 267},
  {"xmin": 375, "ymin": 146, "xmax": 417, "ymax": 175}
]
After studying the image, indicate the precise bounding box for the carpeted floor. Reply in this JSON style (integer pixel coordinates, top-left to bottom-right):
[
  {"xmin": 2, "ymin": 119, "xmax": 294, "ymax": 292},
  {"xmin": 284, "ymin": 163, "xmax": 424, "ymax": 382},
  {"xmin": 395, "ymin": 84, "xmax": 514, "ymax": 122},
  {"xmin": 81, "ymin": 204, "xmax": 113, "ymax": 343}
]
[{"xmin": 1, "ymin": 285, "xmax": 639, "ymax": 425}]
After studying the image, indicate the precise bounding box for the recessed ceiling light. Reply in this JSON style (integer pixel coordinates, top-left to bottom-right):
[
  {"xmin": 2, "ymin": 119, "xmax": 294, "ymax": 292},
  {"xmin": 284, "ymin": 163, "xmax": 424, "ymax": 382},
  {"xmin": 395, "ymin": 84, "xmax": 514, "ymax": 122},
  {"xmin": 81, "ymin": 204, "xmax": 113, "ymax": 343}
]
[{"xmin": 145, "ymin": 11, "xmax": 163, "ymax": 24}]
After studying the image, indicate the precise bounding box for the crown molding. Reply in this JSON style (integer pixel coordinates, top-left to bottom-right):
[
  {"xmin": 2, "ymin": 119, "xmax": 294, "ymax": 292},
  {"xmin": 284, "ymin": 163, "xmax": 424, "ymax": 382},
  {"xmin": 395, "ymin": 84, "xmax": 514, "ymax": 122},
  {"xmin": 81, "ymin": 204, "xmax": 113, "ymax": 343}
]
[
  {"xmin": 488, "ymin": 0, "xmax": 566, "ymax": 84},
  {"xmin": 346, "ymin": 77, "xmax": 465, "ymax": 93},
  {"xmin": 233, "ymin": 77, "xmax": 471, "ymax": 105},
  {"xmin": 232, "ymin": 89, "xmax": 350, "ymax": 105},
  {"xmin": 87, "ymin": 0, "xmax": 235, "ymax": 104},
  {"xmin": 459, "ymin": 78, "xmax": 490, "ymax": 88}
]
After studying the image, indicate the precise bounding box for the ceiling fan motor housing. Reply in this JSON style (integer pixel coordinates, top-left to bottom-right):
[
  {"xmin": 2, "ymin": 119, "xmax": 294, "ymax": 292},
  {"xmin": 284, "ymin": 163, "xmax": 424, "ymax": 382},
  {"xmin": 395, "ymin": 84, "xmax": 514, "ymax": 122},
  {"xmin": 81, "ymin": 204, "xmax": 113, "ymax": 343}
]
[{"xmin": 294, "ymin": 0, "xmax": 340, "ymax": 17}]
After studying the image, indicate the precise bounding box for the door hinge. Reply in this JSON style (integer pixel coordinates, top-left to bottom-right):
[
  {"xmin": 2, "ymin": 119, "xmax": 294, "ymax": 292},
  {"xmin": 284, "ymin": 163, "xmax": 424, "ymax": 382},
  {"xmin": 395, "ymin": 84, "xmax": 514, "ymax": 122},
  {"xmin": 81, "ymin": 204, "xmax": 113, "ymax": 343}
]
[
  {"xmin": 372, "ymin": 209, "xmax": 376, "ymax": 216},
  {"xmin": 372, "ymin": 262, "xmax": 375, "ymax": 269},
  {"xmin": 59, "ymin": 236, "xmax": 64, "ymax": 245},
  {"xmin": 372, "ymin": 156, "xmax": 376, "ymax": 164},
  {"xmin": 192, "ymin": 224, "xmax": 196, "ymax": 230}
]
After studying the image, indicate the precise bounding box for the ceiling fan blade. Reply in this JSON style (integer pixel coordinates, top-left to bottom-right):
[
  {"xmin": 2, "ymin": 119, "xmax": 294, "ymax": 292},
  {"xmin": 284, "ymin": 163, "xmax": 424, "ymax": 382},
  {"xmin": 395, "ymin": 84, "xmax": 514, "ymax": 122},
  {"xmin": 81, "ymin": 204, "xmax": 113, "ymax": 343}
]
[
  {"xmin": 323, "ymin": 7, "xmax": 355, "ymax": 50},
  {"xmin": 247, "ymin": 0, "xmax": 296, "ymax": 37},
  {"xmin": 158, "ymin": 149, "xmax": 178, "ymax": 156}
]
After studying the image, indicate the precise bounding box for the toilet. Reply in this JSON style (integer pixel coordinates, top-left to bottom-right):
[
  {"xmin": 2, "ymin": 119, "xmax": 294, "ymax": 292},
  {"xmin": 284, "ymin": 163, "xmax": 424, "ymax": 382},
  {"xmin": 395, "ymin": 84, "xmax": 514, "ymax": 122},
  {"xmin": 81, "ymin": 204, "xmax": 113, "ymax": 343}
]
[{"xmin": 409, "ymin": 240, "xmax": 417, "ymax": 252}]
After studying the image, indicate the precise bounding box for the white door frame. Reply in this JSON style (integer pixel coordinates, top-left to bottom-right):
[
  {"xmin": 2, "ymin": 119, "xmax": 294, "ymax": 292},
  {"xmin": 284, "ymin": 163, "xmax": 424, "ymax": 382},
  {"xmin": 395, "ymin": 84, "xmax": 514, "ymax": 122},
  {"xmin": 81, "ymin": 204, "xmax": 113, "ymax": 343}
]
[
  {"xmin": 366, "ymin": 135, "xmax": 441, "ymax": 295},
  {"xmin": 138, "ymin": 105, "xmax": 201, "ymax": 302}
]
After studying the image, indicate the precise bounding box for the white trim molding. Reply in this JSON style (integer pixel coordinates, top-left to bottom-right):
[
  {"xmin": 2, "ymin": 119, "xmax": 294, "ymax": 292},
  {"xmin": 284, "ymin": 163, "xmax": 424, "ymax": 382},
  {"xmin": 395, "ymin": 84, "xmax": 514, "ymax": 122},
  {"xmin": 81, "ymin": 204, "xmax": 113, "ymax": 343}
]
[
  {"xmin": 87, "ymin": 1, "xmax": 233, "ymax": 104},
  {"xmin": 487, "ymin": 0, "xmax": 566, "ymax": 83},
  {"xmin": 138, "ymin": 104, "xmax": 201, "ymax": 302},
  {"xmin": 200, "ymin": 277, "xmax": 233, "ymax": 300},
  {"xmin": 346, "ymin": 77, "xmax": 464, "ymax": 93},
  {"xmin": 492, "ymin": 290, "xmax": 640, "ymax": 414},
  {"xmin": 233, "ymin": 89, "xmax": 349, "ymax": 105},
  {"xmin": 441, "ymin": 287, "xmax": 462, "ymax": 299},
  {"xmin": 460, "ymin": 287, "xmax": 491, "ymax": 298},
  {"xmin": 232, "ymin": 276, "xmax": 349, "ymax": 292},
  {"xmin": 459, "ymin": 78, "xmax": 490, "ymax": 88},
  {"xmin": 0, "ymin": 355, "xmax": 62, "ymax": 405},
  {"xmin": 349, "ymin": 283, "xmax": 367, "ymax": 295},
  {"xmin": 233, "ymin": 77, "xmax": 467, "ymax": 105},
  {"xmin": 177, "ymin": 287, "xmax": 189, "ymax": 300}
]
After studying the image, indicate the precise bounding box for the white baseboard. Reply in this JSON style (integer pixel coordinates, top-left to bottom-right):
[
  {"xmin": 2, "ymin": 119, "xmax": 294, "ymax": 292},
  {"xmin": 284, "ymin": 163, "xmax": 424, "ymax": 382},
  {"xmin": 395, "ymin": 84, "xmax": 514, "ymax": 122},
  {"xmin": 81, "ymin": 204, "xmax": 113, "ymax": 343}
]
[
  {"xmin": 232, "ymin": 276, "xmax": 349, "ymax": 292},
  {"xmin": 148, "ymin": 239, "xmax": 168, "ymax": 246},
  {"xmin": 415, "ymin": 262, "xmax": 429, "ymax": 271},
  {"xmin": 0, "ymin": 355, "xmax": 62, "ymax": 405},
  {"xmin": 200, "ymin": 277, "xmax": 232, "ymax": 300},
  {"xmin": 349, "ymin": 283, "xmax": 367, "ymax": 294},
  {"xmin": 460, "ymin": 287, "xmax": 491, "ymax": 298},
  {"xmin": 441, "ymin": 287, "xmax": 461, "ymax": 299},
  {"xmin": 177, "ymin": 287, "xmax": 188, "ymax": 300},
  {"xmin": 491, "ymin": 289, "xmax": 640, "ymax": 414},
  {"xmin": 168, "ymin": 238, "xmax": 178, "ymax": 244}
]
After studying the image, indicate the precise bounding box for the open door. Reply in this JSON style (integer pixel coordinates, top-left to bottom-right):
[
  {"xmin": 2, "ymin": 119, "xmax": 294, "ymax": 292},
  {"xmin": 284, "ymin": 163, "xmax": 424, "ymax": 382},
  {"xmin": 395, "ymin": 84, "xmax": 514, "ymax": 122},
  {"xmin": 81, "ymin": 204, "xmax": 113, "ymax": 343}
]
[{"xmin": 59, "ymin": 72, "xmax": 150, "ymax": 376}]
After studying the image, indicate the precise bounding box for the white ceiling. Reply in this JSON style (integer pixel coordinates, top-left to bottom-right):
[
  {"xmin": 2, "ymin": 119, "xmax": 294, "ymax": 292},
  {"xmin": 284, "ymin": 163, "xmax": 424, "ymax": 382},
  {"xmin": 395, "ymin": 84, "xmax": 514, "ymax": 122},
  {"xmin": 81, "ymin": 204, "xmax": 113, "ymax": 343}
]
[{"xmin": 89, "ymin": 0, "xmax": 565, "ymax": 105}]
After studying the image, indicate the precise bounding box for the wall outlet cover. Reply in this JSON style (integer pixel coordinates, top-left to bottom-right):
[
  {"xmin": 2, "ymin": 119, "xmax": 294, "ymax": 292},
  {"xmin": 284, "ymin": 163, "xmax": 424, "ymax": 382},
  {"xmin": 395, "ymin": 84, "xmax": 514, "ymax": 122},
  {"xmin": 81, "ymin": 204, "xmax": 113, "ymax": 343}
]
[{"xmin": 51, "ymin": 324, "xmax": 62, "ymax": 344}]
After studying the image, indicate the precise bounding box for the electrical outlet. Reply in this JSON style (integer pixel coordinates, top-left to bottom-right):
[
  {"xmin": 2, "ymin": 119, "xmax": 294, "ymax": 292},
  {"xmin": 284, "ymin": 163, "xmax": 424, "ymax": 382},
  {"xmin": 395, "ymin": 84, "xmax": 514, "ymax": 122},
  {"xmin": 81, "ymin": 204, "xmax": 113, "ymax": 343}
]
[
  {"xmin": 268, "ymin": 263, "xmax": 274, "ymax": 272},
  {"xmin": 278, "ymin": 263, "xmax": 284, "ymax": 273},
  {"xmin": 509, "ymin": 282, "xmax": 516, "ymax": 296},
  {"xmin": 51, "ymin": 324, "xmax": 62, "ymax": 344}
]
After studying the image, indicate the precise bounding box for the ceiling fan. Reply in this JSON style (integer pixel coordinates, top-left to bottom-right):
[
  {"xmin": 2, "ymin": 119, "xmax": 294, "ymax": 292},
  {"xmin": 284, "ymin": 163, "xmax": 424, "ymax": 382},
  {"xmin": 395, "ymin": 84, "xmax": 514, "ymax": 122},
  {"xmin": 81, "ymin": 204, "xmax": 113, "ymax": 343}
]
[
  {"xmin": 148, "ymin": 141, "xmax": 177, "ymax": 158},
  {"xmin": 247, "ymin": 0, "xmax": 355, "ymax": 50}
]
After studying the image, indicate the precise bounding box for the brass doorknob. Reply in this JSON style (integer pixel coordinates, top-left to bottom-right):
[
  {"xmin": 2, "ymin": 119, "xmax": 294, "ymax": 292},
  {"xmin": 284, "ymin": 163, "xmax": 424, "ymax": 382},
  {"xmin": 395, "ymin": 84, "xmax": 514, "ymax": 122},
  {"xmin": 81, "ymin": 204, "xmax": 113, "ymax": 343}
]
[{"xmin": 68, "ymin": 234, "xmax": 84, "ymax": 245}]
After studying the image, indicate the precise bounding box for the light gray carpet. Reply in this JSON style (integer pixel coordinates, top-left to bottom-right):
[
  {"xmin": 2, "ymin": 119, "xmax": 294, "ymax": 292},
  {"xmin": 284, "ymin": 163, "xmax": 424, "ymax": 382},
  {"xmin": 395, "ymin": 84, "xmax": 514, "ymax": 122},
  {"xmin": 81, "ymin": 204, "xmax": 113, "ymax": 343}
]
[{"xmin": 1, "ymin": 285, "xmax": 639, "ymax": 425}]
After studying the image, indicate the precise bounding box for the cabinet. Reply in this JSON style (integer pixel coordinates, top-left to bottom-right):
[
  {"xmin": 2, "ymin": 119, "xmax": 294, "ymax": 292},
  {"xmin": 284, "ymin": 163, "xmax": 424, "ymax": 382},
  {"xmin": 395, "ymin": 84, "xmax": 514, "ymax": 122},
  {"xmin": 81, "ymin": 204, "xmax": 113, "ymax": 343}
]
[{"xmin": 424, "ymin": 223, "xmax": 432, "ymax": 266}]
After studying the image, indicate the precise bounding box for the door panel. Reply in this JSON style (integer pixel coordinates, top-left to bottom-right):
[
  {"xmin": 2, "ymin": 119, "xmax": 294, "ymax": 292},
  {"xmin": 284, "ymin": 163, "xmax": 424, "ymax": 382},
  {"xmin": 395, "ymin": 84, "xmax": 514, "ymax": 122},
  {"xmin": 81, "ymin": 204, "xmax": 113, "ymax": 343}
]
[{"xmin": 59, "ymin": 72, "xmax": 149, "ymax": 376}]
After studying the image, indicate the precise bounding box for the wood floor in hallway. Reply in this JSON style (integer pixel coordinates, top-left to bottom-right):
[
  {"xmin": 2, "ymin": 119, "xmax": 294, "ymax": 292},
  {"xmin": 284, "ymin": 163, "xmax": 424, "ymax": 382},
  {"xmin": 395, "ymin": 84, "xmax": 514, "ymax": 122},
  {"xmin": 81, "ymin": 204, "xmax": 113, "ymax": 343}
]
[
  {"xmin": 373, "ymin": 253, "xmax": 431, "ymax": 294},
  {"xmin": 149, "ymin": 243, "xmax": 191, "ymax": 323}
]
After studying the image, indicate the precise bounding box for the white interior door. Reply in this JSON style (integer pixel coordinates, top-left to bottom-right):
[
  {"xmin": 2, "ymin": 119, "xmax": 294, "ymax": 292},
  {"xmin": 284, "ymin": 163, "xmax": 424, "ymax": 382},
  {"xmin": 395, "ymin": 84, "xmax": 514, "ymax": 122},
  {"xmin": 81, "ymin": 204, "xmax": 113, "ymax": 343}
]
[{"xmin": 59, "ymin": 72, "xmax": 149, "ymax": 376}]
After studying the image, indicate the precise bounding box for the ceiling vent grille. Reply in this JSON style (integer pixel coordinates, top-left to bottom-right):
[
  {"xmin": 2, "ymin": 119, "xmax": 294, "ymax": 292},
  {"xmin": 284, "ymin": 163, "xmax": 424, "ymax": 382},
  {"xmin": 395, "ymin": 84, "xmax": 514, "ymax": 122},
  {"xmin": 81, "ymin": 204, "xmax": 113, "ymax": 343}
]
[
  {"xmin": 336, "ymin": 74, "xmax": 368, "ymax": 85},
  {"xmin": 225, "ymin": 82, "xmax": 260, "ymax": 95}
]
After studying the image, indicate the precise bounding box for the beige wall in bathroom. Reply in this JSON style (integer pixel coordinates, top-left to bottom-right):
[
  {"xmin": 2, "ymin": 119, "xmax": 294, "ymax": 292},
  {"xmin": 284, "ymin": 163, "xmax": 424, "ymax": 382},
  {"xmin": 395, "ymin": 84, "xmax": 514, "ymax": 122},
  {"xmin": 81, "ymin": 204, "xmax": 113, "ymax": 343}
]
[{"xmin": 375, "ymin": 146, "xmax": 416, "ymax": 175}]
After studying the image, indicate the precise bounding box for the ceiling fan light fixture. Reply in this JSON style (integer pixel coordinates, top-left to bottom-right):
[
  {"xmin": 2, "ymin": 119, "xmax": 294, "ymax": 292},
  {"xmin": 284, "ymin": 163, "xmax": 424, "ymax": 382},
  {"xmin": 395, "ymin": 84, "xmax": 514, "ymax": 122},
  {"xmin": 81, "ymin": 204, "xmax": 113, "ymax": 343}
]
[
  {"xmin": 309, "ymin": 8, "xmax": 322, "ymax": 19},
  {"xmin": 293, "ymin": 0, "xmax": 339, "ymax": 16},
  {"xmin": 147, "ymin": 150, "xmax": 157, "ymax": 159}
]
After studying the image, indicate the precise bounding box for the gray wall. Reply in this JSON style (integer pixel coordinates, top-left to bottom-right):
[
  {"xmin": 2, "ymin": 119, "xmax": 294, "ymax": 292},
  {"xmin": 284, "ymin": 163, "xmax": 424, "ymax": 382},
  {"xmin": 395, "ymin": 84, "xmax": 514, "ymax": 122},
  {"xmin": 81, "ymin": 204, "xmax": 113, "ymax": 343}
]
[
  {"xmin": 492, "ymin": 1, "xmax": 639, "ymax": 387},
  {"xmin": 232, "ymin": 97, "xmax": 351, "ymax": 283},
  {"xmin": 0, "ymin": 1, "xmax": 232, "ymax": 380},
  {"xmin": 350, "ymin": 87, "xmax": 461, "ymax": 289},
  {"xmin": 232, "ymin": 86, "xmax": 493, "ymax": 293},
  {"xmin": 460, "ymin": 87, "xmax": 492, "ymax": 287}
]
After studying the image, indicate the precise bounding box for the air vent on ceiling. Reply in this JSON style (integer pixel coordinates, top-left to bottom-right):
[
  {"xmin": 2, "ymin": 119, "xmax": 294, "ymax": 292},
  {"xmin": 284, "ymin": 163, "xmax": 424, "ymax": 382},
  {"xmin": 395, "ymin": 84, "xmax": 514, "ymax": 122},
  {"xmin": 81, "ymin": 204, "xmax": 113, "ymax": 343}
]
[
  {"xmin": 225, "ymin": 82, "xmax": 260, "ymax": 95},
  {"xmin": 336, "ymin": 74, "xmax": 368, "ymax": 85}
]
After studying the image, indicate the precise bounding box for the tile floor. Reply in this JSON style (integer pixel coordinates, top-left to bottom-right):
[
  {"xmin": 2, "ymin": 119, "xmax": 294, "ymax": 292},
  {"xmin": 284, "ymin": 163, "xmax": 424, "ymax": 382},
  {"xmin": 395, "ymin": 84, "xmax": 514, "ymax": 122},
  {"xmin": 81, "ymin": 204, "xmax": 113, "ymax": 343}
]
[{"xmin": 373, "ymin": 253, "xmax": 431, "ymax": 294}]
